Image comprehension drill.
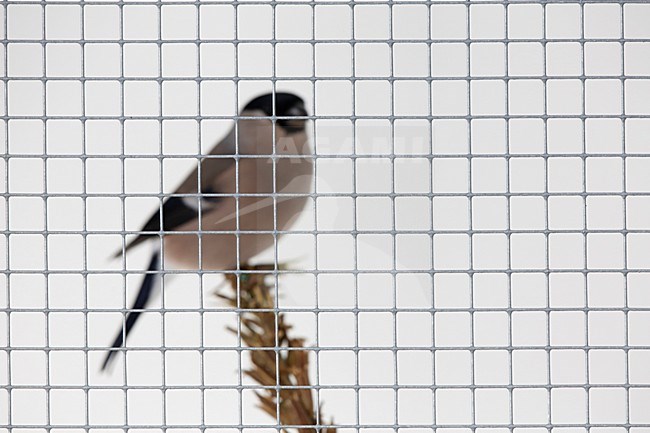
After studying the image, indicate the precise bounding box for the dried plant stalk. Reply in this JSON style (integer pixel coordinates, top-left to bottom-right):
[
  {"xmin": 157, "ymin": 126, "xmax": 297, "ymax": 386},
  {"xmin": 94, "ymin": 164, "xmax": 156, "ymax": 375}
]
[{"xmin": 219, "ymin": 265, "xmax": 336, "ymax": 433}]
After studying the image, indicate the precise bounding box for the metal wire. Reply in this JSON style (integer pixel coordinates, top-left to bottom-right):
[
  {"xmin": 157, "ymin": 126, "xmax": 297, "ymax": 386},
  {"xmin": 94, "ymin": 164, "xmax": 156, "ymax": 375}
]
[{"xmin": 2, "ymin": 0, "xmax": 650, "ymax": 430}]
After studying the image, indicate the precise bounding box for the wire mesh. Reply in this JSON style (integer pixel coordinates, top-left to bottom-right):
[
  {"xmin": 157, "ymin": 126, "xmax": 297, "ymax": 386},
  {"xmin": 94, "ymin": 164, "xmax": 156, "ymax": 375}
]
[{"xmin": 2, "ymin": 0, "xmax": 650, "ymax": 430}]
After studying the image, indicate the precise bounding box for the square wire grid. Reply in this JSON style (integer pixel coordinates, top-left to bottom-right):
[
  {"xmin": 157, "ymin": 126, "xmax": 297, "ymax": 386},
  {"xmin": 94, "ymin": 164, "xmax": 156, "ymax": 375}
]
[{"xmin": 2, "ymin": 0, "xmax": 650, "ymax": 431}]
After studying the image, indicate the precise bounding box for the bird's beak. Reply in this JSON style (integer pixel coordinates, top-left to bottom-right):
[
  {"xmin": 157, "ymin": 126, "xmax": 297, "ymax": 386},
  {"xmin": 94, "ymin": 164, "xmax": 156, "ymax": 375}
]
[
  {"xmin": 279, "ymin": 106, "xmax": 308, "ymax": 133},
  {"xmin": 280, "ymin": 119, "xmax": 306, "ymax": 133}
]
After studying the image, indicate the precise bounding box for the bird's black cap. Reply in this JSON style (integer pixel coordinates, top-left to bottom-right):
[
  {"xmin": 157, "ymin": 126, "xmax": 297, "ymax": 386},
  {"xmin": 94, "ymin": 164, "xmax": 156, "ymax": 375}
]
[{"xmin": 243, "ymin": 92, "xmax": 307, "ymax": 133}]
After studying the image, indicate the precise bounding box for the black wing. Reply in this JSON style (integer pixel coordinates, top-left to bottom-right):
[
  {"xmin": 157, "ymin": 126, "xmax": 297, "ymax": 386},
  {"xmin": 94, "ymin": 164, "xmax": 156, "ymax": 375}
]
[
  {"xmin": 113, "ymin": 197, "xmax": 199, "ymax": 258},
  {"xmin": 114, "ymin": 135, "xmax": 236, "ymax": 259}
]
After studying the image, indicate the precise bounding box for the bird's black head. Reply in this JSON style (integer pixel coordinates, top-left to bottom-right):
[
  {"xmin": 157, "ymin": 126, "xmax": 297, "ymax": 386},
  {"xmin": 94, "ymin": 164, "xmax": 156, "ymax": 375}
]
[{"xmin": 244, "ymin": 92, "xmax": 308, "ymax": 133}]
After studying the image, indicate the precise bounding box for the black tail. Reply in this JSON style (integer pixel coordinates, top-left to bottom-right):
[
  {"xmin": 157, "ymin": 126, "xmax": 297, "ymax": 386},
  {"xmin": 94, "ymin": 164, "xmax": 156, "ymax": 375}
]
[{"xmin": 101, "ymin": 253, "xmax": 160, "ymax": 371}]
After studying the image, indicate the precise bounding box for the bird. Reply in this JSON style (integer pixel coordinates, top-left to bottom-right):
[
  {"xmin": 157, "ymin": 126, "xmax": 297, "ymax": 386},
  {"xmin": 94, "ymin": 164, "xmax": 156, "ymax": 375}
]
[{"xmin": 102, "ymin": 92, "xmax": 312, "ymax": 370}]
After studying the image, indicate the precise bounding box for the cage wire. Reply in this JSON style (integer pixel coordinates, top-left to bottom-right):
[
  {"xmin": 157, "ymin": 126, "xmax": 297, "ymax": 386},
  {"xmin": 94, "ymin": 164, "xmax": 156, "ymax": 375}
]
[{"xmin": 1, "ymin": 0, "xmax": 650, "ymax": 431}]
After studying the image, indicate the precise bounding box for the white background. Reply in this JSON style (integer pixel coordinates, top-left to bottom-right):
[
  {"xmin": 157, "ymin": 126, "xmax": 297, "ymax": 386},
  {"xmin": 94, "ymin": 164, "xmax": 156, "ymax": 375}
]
[{"xmin": 2, "ymin": 1, "xmax": 650, "ymax": 429}]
